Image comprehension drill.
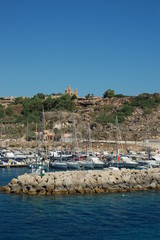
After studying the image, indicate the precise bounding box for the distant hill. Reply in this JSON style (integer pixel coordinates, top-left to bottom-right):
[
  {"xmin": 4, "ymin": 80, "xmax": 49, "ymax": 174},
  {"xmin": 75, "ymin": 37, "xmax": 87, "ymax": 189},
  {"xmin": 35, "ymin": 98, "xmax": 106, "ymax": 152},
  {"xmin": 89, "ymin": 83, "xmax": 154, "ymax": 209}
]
[{"xmin": 0, "ymin": 92, "xmax": 160, "ymax": 144}]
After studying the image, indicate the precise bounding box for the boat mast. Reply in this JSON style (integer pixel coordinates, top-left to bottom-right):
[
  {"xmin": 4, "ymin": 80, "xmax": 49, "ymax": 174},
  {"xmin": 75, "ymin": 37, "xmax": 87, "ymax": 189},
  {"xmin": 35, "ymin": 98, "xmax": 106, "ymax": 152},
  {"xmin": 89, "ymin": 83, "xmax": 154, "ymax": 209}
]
[
  {"xmin": 35, "ymin": 122, "xmax": 38, "ymax": 164},
  {"xmin": 88, "ymin": 122, "xmax": 92, "ymax": 152},
  {"xmin": 72, "ymin": 111, "xmax": 75, "ymax": 158},
  {"xmin": 86, "ymin": 123, "xmax": 88, "ymax": 157},
  {"xmin": 26, "ymin": 119, "xmax": 29, "ymax": 142},
  {"xmin": 41, "ymin": 108, "xmax": 44, "ymax": 151},
  {"xmin": 54, "ymin": 127, "xmax": 57, "ymax": 152},
  {"xmin": 40, "ymin": 108, "xmax": 44, "ymax": 178},
  {"xmin": 0, "ymin": 121, "xmax": 2, "ymax": 148},
  {"xmin": 116, "ymin": 116, "xmax": 119, "ymax": 168},
  {"xmin": 35, "ymin": 123, "xmax": 38, "ymax": 148},
  {"xmin": 60, "ymin": 113, "xmax": 62, "ymax": 161}
]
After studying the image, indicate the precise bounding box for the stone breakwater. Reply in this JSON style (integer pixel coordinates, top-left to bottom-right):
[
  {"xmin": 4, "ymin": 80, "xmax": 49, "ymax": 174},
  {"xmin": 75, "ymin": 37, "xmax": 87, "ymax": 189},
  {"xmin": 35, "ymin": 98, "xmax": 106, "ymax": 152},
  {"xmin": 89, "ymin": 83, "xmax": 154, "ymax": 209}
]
[{"xmin": 0, "ymin": 168, "xmax": 160, "ymax": 195}]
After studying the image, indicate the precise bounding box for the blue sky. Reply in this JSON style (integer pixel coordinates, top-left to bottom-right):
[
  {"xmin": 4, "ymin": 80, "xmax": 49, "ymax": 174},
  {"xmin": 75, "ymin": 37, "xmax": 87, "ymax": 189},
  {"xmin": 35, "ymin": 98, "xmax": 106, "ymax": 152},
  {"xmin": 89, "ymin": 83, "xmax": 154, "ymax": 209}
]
[{"xmin": 0, "ymin": 0, "xmax": 159, "ymax": 97}]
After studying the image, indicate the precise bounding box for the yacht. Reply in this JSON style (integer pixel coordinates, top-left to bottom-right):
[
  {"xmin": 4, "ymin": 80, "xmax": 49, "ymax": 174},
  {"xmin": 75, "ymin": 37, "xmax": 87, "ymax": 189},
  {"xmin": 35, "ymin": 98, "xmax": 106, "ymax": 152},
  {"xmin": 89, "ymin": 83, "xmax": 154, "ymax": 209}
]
[
  {"xmin": 121, "ymin": 156, "xmax": 138, "ymax": 169},
  {"xmin": 50, "ymin": 160, "xmax": 67, "ymax": 170},
  {"xmin": 67, "ymin": 160, "xmax": 81, "ymax": 170},
  {"xmin": 77, "ymin": 159, "xmax": 94, "ymax": 169},
  {"xmin": 88, "ymin": 156, "xmax": 105, "ymax": 169}
]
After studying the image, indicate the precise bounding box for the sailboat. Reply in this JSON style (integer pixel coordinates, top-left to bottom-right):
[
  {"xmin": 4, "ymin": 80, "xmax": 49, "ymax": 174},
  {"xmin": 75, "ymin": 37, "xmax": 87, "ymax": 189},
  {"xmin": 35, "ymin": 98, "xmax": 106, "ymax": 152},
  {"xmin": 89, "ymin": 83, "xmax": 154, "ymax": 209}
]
[
  {"xmin": 50, "ymin": 113, "xmax": 67, "ymax": 170},
  {"xmin": 87, "ymin": 127, "xmax": 104, "ymax": 169},
  {"xmin": 77, "ymin": 123, "xmax": 94, "ymax": 169},
  {"xmin": 66, "ymin": 111, "xmax": 81, "ymax": 170},
  {"xmin": 108, "ymin": 116, "xmax": 123, "ymax": 169},
  {"xmin": 112, "ymin": 116, "xmax": 138, "ymax": 169},
  {"xmin": 31, "ymin": 108, "xmax": 46, "ymax": 176}
]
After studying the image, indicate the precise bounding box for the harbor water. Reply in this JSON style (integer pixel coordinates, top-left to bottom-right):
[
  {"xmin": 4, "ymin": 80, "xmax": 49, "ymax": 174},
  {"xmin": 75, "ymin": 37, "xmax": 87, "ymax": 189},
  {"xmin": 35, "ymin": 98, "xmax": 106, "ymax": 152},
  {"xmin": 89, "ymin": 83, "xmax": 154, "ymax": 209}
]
[{"xmin": 0, "ymin": 168, "xmax": 160, "ymax": 240}]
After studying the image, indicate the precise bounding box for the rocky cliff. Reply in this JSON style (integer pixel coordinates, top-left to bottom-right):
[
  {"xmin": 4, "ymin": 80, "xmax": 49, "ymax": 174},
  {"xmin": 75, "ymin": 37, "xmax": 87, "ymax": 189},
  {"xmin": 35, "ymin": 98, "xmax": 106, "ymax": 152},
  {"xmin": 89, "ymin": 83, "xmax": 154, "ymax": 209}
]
[{"xmin": 44, "ymin": 96, "xmax": 160, "ymax": 143}]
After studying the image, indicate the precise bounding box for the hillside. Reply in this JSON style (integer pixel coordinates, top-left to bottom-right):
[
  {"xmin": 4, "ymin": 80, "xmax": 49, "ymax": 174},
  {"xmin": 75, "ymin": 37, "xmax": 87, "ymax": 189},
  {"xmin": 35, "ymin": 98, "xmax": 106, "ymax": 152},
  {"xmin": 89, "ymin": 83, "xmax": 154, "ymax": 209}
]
[
  {"xmin": 0, "ymin": 92, "xmax": 160, "ymax": 150},
  {"xmin": 45, "ymin": 95, "xmax": 160, "ymax": 141}
]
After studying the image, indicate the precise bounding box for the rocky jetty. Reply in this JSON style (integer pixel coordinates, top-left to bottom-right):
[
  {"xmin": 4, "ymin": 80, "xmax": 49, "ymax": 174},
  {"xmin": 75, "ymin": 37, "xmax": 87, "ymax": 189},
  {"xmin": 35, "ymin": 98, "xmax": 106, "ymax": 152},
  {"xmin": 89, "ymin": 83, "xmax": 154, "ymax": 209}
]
[{"xmin": 0, "ymin": 168, "xmax": 160, "ymax": 196}]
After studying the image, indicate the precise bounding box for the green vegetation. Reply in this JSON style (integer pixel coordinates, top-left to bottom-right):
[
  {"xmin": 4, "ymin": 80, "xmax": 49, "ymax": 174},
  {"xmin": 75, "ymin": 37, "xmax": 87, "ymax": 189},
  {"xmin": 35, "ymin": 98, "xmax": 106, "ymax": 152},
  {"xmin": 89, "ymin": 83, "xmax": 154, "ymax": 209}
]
[
  {"xmin": 85, "ymin": 94, "xmax": 95, "ymax": 99},
  {"xmin": 114, "ymin": 94, "xmax": 125, "ymax": 98},
  {"xmin": 96, "ymin": 112, "xmax": 125, "ymax": 125},
  {"xmin": 5, "ymin": 125, "xmax": 25, "ymax": 139},
  {"xmin": 14, "ymin": 97, "xmax": 25, "ymax": 104},
  {"xmin": 71, "ymin": 94, "xmax": 77, "ymax": 100},
  {"xmin": 5, "ymin": 106, "xmax": 13, "ymax": 116},
  {"xmin": 103, "ymin": 89, "xmax": 126, "ymax": 98},
  {"xmin": 35, "ymin": 93, "xmax": 45, "ymax": 99},
  {"xmin": 127, "ymin": 93, "xmax": 159, "ymax": 115},
  {"xmin": 131, "ymin": 94, "xmax": 155, "ymax": 108},
  {"xmin": 103, "ymin": 89, "xmax": 115, "ymax": 98},
  {"xmin": 117, "ymin": 105, "xmax": 134, "ymax": 117},
  {"xmin": 0, "ymin": 105, "xmax": 4, "ymax": 118},
  {"xmin": 97, "ymin": 93, "xmax": 159, "ymax": 125},
  {"xmin": 0, "ymin": 93, "xmax": 75, "ymax": 125},
  {"xmin": 0, "ymin": 109, "xmax": 4, "ymax": 118},
  {"xmin": 0, "ymin": 91, "xmax": 159, "ymax": 140},
  {"xmin": 43, "ymin": 94, "xmax": 75, "ymax": 111}
]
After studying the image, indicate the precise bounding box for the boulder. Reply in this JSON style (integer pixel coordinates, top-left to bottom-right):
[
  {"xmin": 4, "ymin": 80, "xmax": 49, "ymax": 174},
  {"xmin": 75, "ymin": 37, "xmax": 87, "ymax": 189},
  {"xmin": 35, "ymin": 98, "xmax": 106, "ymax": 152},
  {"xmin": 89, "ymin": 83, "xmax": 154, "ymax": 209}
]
[
  {"xmin": 4, "ymin": 186, "xmax": 11, "ymax": 193},
  {"xmin": 22, "ymin": 187, "xmax": 29, "ymax": 194},
  {"xmin": 75, "ymin": 186, "xmax": 84, "ymax": 194},
  {"xmin": 84, "ymin": 188, "xmax": 95, "ymax": 194},
  {"xmin": 28, "ymin": 188, "xmax": 37, "ymax": 195},
  {"xmin": 10, "ymin": 184, "xmax": 21, "ymax": 193},
  {"xmin": 1, "ymin": 168, "xmax": 160, "ymax": 196},
  {"xmin": 11, "ymin": 178, "xmax": 18, "ymax": 185},
  {"xmin": 38, "ymin": 189, "xmax": 46, "ymax": 195},
  {"xmin": 149, "ymin": 181, "xmax": 157, "ymax": 189},
  {"xmin": 95, "ymin": 187, "xmax": 105, "ymax": 193}
]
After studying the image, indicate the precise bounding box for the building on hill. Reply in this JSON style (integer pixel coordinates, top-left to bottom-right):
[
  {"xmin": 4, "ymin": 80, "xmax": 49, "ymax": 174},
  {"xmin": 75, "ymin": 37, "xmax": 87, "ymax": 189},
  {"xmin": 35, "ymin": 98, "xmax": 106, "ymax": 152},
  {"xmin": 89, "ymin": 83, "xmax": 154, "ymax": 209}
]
[
  {"xmin": 0, "ymin": 96, "xmax": 15, "ymax": 107},
  {"xmin": 65, "ymin": 86, "xmax": 78, "ymax": 97}
]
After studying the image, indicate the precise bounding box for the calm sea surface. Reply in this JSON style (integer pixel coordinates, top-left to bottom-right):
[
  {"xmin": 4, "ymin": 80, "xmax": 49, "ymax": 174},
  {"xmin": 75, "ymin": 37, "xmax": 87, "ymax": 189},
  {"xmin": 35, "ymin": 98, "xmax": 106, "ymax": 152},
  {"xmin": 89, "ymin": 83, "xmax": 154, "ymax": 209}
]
[{"xmin": 0, "ymin": 168, "xmax": 160, "ymax": 240}]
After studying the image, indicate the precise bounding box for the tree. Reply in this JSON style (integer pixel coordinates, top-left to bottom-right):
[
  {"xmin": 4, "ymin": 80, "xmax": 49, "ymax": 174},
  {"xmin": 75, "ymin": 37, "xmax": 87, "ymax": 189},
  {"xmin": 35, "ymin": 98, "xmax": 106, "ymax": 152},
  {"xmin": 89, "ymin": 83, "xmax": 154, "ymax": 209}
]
[
  {"xmin": 14, "ymin": 97, "xmax": 25, "ymax": 104},
  {"xmin": 71, "ymin": 94, "xmax": 77, "ymax": 100},
  {"xmin": 0, "ymin": 109, "xmax": 4, "ymax": 118},
  {"xmin": 103, "ymin": 89, "xmax": 115, "ymax": 98},
  {"xmin": 85, "ymin": 93, "xmax": 94, "ymax": 99},
  {"xmin": 5, "ymin": 107, "xmax": 13, "ymax": 116},
  {"xmin": 34, "ymin": 93, "xmax": 45, "ymax": 99}
]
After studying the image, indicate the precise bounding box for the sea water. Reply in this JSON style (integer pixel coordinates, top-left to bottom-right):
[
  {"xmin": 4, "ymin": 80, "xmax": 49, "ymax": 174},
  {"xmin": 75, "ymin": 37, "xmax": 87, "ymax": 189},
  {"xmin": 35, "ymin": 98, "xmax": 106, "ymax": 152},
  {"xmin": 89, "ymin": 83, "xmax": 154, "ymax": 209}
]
[{"xmin": 0, "ymin": 168, "xmax": 160, "ymax": 240}]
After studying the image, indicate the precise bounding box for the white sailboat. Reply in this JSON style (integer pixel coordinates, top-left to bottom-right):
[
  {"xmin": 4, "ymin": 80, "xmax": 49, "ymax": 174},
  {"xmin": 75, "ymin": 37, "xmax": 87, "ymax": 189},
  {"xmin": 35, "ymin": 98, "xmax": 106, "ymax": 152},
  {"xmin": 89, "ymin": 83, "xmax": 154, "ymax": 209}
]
[
  {"xmin": 66, "ymin": 111, "xmax": 81, "ymax": 170},
  {"xmin": 31, "ymin": 108, "xmax": 45, "ymax": 176},
  {"xmin": 88, "ymin": 156, "xmax": 105, "ymax": 169},
  {"xmin": 77, "ymin": 123, "xmax": 94, "ymax": 169},
  {"xmin": 108, "ymin": 116, "xmax": 120, "ymax": 170},
  {"xmin": 50, "ymin": 113, "xmax": 67, "ymax": 170}
]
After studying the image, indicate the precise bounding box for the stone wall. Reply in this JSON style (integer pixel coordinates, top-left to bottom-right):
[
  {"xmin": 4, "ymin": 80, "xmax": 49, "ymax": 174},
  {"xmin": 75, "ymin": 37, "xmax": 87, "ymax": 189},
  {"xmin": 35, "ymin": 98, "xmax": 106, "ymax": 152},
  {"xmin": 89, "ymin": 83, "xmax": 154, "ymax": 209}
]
[{"xmin": 0, "ymin": 168, "xmax": 160, "ymax": 196}]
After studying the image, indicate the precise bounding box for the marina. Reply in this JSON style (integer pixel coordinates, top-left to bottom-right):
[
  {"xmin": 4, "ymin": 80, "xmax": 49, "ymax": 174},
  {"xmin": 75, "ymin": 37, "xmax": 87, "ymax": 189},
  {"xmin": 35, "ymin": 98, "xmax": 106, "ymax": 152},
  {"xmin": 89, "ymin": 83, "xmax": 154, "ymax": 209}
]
[
  {"xmin": 0, "ymin": 146, "xmax": 160, "ymax": 172},
  {"xmin": 0, "ymin": 0, "xmax": 159, "ymax": 239}
]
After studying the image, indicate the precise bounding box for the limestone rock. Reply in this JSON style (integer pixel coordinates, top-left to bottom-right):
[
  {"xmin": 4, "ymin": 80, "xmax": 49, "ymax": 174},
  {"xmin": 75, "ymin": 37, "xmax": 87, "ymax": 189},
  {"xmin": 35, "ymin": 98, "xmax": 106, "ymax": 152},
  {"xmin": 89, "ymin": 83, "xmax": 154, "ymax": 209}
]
[
  {"xmin": 10, "ymin": 184, "xmax": 21, "ymax": 193},
  {"xmin": 28, "ymin": 188, "xmax": 37, "ymax": 195},
  {"xmin": 1, "ymin": 168, "xmax": 160, "ymax": 196}
]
